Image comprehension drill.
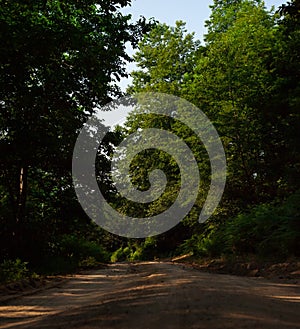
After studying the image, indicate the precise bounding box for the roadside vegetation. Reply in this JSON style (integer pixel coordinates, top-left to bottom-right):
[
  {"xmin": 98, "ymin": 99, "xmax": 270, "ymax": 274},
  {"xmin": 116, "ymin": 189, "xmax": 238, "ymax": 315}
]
[{"xmin": 1, "ymin": 0, "xmax": 299, "ymax": 283}]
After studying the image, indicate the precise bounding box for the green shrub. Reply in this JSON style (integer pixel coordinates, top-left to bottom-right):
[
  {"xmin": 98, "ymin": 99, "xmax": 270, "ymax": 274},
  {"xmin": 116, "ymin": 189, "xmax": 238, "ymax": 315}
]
[
  {"xmin": 59, "ymin": 235, "xmax": 110, "ymax": 263},
  {"xmin": 37, "ymin": 235, "xmax": 110, "ymax": 274},
  {"xmin": 79, "ymin": 256, "xmax": 99, "ymax": 268},
  {"xmin": 110, "ymin": 238, "xmax": 159, "ymax": 262},
  {"xmin": 111, "ymin": 247, "xmax": 127, "ymax": 262},
  {"xmin": 178, "ymin": 230, "xmax": 224, "ymax": 258},
  {"xmin": 131, "ymin": 248, "xmax": 143, "ymax": 261},
  {"xmin": 0, "ymin": 259, "xmax": 29, "ymax": 283},
  {"xmin": 178, "ymin": 190, "xmax": 300, "ymax": 259},
  {"xmin": 224, "ymin": 192, "xmax": 300, "ymax": 258}
]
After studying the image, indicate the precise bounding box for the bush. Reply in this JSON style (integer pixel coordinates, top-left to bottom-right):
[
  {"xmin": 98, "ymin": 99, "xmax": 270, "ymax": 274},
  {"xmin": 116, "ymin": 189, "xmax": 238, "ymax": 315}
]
[
  {"xmin": 178, "ymin": 230, "xmax": 224, "ymax": 258},
  {"xmin": 224, "ymin": 191, "xmax": 300, "ymax": 258},
  {"xmin": 178, "ymin": 190, "xmax": 300, "ymax": 259},
  {"xmin": 59, "ymin": 235, "xmax": 110, "ymax": 263},
  {"xmin": 110, "ymin": 238, "xmax": 158, "ymax": 262},
  {"xmin": 36, "ymin": 235, "xmax": 110, "ymax": 274},
  {"xmin": 111, "ymin": 247, "xmax": 127, "ymax": 262},
  {"xmin": 0, "ymin": 259, "xmax": 29, "ymax": 283},
  {"xmin": 79, "ymin": 256, "xmax": 100, "ymax": 268}
]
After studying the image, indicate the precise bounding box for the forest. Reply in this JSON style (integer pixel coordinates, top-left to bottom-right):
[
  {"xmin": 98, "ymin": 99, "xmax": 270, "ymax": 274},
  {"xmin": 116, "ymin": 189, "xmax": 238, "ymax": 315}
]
[{"xmin": 0, "ymin": 0, "xmax": 299, "ymax": 283}]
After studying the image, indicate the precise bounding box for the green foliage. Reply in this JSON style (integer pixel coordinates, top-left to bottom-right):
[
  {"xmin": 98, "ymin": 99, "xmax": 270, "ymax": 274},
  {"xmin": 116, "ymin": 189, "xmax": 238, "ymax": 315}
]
[
  {"xmin": 0, "ymin": 0, "xmax": 151, "ymax": 265},
  {"xmin": 111, "ymin": 247, "xmax": 127, "ymax": 262},
  {"xmin": 179, "ymin": 191, "xmax": 300, "ymax": 259},
  {"xmin": 225, "ymin": 193, "xmax": 300, "ymax": 258},
  {"xmin": 184, "ymin": 0, "xmax": 281, "ymax": 207},
  {"xmin": 79, "ymin": 256, "xmax": 101, "ymax": 269},
  {"xmin": 1, "ymin": 0, "xmax": 299, "ymax": 267},
  {"xmin": 178, "ymin": 225, "xmax": 224, "ymax": 258},
  {"xmin": 132, "ymin": 237, "xmax": 158, "ymax": 260},
  {"xmin": 58, "ymin": 235, "xmax": 110, "ymax": 264},
  {"xmin": 128, "ymin": 21, "xmax": 201, "ymax": 95},
  {"xmin": 0, "ymin": 259, "xmax": 29, "ymax": 283},
  {"xmin": 110, "ymin": 237, "xmax": 158, "ymax": 262},
  {"xmin": 123, "ymin": 0, "xmax": 300, "ymax": 260},
  {"xmin": 36, "ymin": 235, "xmax": 110, "ymax": 274}
]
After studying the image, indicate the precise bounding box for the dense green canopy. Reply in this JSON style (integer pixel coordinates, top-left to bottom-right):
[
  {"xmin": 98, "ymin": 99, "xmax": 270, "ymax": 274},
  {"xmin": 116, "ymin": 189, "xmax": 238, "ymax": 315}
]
[{"xmin": 0, "ymin": 0, "xmax": 299, "ymax": 276}]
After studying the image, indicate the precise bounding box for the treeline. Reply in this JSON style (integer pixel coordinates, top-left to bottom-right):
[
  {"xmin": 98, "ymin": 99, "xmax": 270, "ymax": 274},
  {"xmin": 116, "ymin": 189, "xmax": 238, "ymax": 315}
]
[
  {"xmin": 0, "ymin": 0, "xmax": 299, "ymax": 282},
  {"xmin": 112, "ymin": 0, "xmax": 300, "ymax": 261},
  {"xmin": 0, "ymin": 0, "xmax": 151, "ymax": 280}
]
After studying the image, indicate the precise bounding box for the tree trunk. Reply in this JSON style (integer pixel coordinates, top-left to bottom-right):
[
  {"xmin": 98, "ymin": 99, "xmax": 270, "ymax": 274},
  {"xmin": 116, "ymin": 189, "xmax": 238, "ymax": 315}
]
[{"xmin": 13, "ymin": 165, "xmax": 28, "ymax": 257}]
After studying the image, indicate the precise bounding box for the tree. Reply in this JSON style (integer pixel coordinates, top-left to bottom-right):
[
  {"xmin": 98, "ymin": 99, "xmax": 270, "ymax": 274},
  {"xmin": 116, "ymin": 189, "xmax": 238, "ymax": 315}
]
[
  {"xmin": 184, "ymin": 0, "xmax": 283, "ymax": 208},
  {"xmin": 0, "ymin": 0, "xmax": 148, "ymax": 259},
  {"xmin": 270, "ymin": 0, "xmax": 300, "ymax": 193},
  {"xmin": 111, "ymin": 23, "xmax": 211, "ymax": 248},
  {"xmin": 205, "ymin": 0, "xmax": 244, "ymax": 42},
  {"xmin": 128, "ymin": 21, "xmax": 201, "ymax": 96},
  {"xmin": 126, "ymin": 0, "xmax": 299, "ymax": 216}
]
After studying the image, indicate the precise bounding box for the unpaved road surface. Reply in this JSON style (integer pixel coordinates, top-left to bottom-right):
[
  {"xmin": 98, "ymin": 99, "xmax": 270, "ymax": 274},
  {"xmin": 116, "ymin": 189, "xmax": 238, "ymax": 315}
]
[{"xmin": 0, "ymin": 262, "xmax": 300, "ymax": 329}]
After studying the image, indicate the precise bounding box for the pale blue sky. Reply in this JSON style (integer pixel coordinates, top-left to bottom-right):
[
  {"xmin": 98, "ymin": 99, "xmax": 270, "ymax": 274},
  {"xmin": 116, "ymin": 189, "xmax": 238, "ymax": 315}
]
[{"xmin": 118, "ymin": 0, "xmax": 286, "ymax": 91}]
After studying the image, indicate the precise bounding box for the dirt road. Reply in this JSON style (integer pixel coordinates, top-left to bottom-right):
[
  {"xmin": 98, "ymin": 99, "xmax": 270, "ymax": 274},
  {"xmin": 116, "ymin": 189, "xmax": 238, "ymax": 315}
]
[{"xmin": 0, "ymin": 262, "xmax": 300, "ymax": 329}]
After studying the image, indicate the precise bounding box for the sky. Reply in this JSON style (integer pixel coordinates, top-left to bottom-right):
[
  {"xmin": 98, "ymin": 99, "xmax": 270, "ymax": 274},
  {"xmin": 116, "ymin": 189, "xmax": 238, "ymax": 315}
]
[{"xmin": 118, "ymin": 0, "xmax": 286, "ymax": 92}]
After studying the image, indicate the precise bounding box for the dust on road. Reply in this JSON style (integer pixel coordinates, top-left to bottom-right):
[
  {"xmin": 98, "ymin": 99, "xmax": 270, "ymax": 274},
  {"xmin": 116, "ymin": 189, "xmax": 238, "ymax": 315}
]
[{"xmin": 0, "ymin": 262, "xmax": 299, "ymax": 329}]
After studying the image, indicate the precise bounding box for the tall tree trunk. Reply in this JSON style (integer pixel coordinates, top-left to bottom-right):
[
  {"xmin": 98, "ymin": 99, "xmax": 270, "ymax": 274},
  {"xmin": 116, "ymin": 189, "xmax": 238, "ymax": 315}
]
[{"xmin": 13, "ymin": 165, "xmax": 28, "ymax": 257}]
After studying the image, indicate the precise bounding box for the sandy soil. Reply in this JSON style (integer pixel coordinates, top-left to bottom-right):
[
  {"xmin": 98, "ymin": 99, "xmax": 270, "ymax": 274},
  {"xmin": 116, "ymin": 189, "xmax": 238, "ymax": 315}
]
[{"xmin": 0, "ymin": 262, "xmax": 299, "ymax": 329}]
